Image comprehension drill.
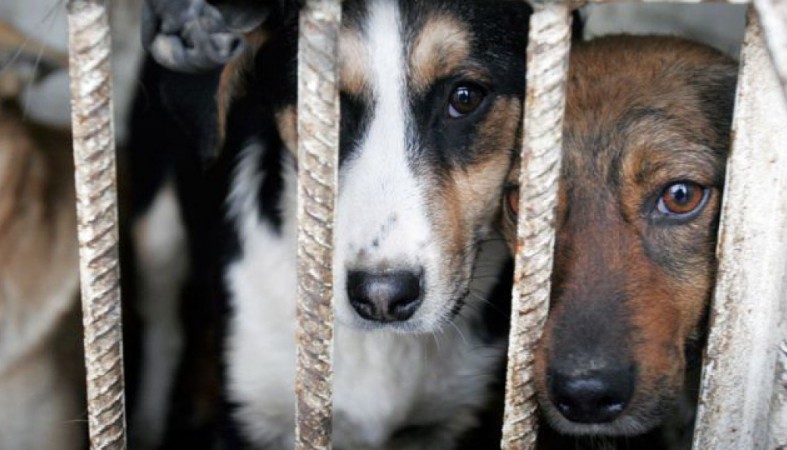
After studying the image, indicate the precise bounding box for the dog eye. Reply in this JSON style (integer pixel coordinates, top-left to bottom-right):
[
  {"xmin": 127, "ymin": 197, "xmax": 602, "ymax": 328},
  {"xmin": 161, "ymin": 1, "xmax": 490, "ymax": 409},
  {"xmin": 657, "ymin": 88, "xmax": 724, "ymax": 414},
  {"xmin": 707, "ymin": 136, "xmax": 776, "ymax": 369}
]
[
  {"xmin": 448, "ymin": 84, "xmax": 485, "ymax": 118},
  {"xmin": 657, "ymin": 182, "xmax": 708, "ymax": 217}
]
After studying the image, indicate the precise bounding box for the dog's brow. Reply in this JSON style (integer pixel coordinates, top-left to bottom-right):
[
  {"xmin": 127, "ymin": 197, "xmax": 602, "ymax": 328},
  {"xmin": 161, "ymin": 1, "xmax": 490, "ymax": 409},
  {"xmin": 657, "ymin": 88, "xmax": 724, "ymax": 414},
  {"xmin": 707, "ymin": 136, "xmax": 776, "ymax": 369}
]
[
  {"xmin": 616, "ymin": 107, "xmax": 668, "ymax": 134},
  {"xmin": 340, "ymin": 28, "xmax": 370, "ymax": 97},
  {"xmin": 410, "ymin": 15, "xmax": 471, "ymax": 92}
]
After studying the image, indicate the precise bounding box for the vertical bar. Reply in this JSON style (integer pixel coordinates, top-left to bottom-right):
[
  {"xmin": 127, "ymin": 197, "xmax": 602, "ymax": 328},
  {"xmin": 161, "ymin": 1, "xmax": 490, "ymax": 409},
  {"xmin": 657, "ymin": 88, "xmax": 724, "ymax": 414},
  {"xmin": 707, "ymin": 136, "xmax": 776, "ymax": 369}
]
[
  {"xmin": 754, "ymin": 0, "xmax": 787, "ymax": 100},
  {"xmin": 501, "ymin": 4, "xmax": 571, "ymax": 449},
  {"xmin": 295, "ymin": 1, "xmax": 341, "ymax": 449},
  {"xmin": 770, "ymin": 341, "xmax": 787, "ymax": 449},
  {"xmin": 66, "ymin": 0, "xmax": 126, "ymax": 449},
  {"xmin": 692, "ymin": 7, "xmax": 787, "ymax": 450}
]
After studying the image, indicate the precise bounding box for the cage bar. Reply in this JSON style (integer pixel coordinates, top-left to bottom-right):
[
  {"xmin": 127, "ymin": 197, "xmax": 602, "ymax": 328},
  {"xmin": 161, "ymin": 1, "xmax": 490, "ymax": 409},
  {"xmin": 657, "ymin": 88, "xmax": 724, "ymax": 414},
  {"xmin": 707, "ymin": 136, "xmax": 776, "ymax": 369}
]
[
  {"xmin": 754, "ymin": 0, "xmax": 787, "ymax": 100},
  {"xmin": 294, "ymin": 1, "xmax": 342, "ymax": 449},
  {"xmin": 691, "ymin": 7, "xmax": 787, "ymax": 450},
  {"xmin": 501, "ymin": 4, "xmax": 572, "ymax": 449},
  {"xmin": 66, "ymin": 0, "xmax": 127, "ymax": 449}
]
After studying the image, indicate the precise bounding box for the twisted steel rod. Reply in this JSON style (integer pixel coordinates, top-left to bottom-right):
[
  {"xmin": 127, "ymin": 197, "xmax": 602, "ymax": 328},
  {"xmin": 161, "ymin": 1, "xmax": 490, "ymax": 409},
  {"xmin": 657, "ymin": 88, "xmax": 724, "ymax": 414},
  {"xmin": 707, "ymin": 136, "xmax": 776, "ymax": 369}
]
[
  {"xmin": 295, "ymin": 1, "xmax": 341, "ymax": 449},
  {"xmin": 66, "ymin": 0, "xmax": 126, "ymax": 449},
  {"xmin": 501, "ymin": 4, "xmax": 571, "ymax": 449}
]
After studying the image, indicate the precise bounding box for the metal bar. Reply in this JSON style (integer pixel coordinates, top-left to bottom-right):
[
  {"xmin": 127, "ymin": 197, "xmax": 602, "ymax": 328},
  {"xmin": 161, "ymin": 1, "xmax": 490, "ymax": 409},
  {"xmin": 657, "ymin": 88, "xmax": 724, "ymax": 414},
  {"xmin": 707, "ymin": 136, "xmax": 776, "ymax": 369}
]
[
  {"xmin": 66, "ymin": 0, "xmax": 126, "ymax": 449},
  {"xmin": 754, "ymin": 0, "xmax": 787, "ymax": 101},
  {"xmin": 295, "ymin": 1, "xmax": 341, "ymax": 449},
  {"xmin": 691, "ymin": 7, "xmax": 787, "ymax": 450},
  {"xmin": 501, "ymin": 4, "xmax": 571, "ymax": 449},
  {"xmin": 770, "ymin": 341, "xmax": 787, "ymax": 449}
]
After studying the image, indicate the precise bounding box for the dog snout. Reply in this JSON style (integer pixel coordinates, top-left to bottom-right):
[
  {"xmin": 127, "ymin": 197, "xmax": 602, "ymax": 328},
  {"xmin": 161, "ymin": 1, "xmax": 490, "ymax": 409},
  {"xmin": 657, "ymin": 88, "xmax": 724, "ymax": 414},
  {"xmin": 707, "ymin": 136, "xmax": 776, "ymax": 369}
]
[
  {"xmin": 548, "ymin": 364, "xmax": 635, "ymax": 424},
  {"xmin": 347, "ymin": 270, "xmax": 423, "ymax": 322}
]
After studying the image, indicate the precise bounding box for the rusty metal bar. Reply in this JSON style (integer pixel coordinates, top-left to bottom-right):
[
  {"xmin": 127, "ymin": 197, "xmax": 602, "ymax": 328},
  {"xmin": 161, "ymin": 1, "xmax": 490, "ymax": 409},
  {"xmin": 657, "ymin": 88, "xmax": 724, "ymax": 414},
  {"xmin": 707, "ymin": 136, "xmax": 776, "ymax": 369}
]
[
  {"xmin": 294, "ymin": 1, "xmax": 341, "ymax": 449},
  {"xmin": 691, "ymin": 7, "xmax": 787, "ymax": 450},
  {"xmin": 754, "ymin": 0, "xmax": 787, "ymax": 101},
  {"xmin": 501, "ymin": 4, "xmax": 571, "ymax": 449},
  {"xmin": 66, "ymin": 0, "xmax": 126, "ymax": 449}
]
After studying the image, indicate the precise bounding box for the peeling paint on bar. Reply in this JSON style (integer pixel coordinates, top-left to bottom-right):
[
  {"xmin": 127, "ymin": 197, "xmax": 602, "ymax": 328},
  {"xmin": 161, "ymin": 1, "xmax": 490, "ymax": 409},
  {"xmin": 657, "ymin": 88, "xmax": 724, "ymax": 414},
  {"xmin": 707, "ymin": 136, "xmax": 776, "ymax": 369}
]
[
  {"xmin": 755, "ymin": 0, "xmax": 787, "ymax": 101},
  {"xmin": 692, "ymin": 7, "xmax": 787, "ymax": 450},
  {"xmin": 66, "ymin": 0, "xmax": 127, "ymax": 449},
  {"xmin": 294, "ymin": 1, "xmax": 341, "ymax": 449},
  {"xmin": 770, "ymin": 340, "xmax": 787, "ymax": 449},
  {"xmin": 501, "ymin": 4, "xmax": 571, "ymax": 450}
]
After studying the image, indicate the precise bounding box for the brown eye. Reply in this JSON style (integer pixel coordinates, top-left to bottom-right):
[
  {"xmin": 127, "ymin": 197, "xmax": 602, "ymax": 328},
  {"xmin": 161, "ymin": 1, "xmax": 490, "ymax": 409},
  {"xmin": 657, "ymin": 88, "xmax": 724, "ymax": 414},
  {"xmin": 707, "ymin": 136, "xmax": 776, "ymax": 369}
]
[
  {"xmin": 657, "ymin": 182, "xmax": 707, "ymax": 217},
  {"xmin": 505, "ymin": 185, "xmax": 519, "ymax": 219},
  {"xmin": 448, "ymin": 84, "xmax": 485, "ymax": 118}
]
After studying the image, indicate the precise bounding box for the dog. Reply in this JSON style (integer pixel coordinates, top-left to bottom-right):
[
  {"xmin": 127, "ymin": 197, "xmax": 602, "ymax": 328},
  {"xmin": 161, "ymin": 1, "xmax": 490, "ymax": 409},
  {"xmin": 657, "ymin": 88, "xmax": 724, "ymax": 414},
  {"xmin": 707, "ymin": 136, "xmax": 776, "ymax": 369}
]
[
  {"xmin": 0, "ymin": 21, "xmax": 86, "ymax": 450},
  {"xmin": 500, "ymin": 35, "xmax": 738, "ymax": 449},
  {"xmin": 128, "ymin": 0, "xmax": 534, "ymax": 448},
  {"xmin": 218, "ymin": 1, "xmax": 534, "ymax": 447}
]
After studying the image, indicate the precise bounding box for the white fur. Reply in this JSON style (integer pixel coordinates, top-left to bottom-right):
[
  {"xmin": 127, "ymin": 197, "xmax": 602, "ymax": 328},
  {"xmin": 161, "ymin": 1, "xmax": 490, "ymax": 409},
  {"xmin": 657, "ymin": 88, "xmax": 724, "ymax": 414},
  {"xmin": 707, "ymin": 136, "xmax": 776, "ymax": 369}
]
[
  {"xmin": 131, "ymin": 181, "xmax": 189, "ymax": 449},
  {"xmin": 333, "ymin": 0, "xmax": 443, "ymax": 332},
  {"xmin": 226, "ymin": 145, "xmax": 507, "ymax": 449}
]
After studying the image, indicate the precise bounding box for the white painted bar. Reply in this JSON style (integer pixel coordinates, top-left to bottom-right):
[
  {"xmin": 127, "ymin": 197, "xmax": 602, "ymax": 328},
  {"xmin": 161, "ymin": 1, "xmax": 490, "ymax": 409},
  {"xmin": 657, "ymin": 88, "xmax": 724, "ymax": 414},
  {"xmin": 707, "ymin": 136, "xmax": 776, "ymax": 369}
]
[
  {"xmin": 754, "ymin": 0, "xmax": 787, "ymax": 100},
  {"xmin": 691, "ymin": 7, "xmax": 787, "ymax": 450}
]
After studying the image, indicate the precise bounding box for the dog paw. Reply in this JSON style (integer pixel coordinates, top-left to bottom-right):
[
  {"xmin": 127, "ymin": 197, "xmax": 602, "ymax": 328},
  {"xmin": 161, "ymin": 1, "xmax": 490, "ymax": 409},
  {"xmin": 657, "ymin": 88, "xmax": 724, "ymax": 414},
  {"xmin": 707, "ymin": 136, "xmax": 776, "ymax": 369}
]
[{"xmin": 141, "ymin": 0, "xmax": 253, "ymax": 73}]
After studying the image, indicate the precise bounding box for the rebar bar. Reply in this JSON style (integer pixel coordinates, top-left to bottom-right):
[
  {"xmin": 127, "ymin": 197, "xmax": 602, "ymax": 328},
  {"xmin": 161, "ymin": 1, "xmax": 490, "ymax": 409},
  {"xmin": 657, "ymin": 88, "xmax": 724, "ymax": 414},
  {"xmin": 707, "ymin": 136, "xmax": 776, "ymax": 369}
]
[
  {"xmin": 501, "ymin": 4, "xmax": 571, "ymax": 449},
  {"xmin": 66, "ymin": 0, "xmax": 126, "ymax": 449},
  {"xmin": 295, "ymin": 1, "xmax": 341, "ymax": 449}
]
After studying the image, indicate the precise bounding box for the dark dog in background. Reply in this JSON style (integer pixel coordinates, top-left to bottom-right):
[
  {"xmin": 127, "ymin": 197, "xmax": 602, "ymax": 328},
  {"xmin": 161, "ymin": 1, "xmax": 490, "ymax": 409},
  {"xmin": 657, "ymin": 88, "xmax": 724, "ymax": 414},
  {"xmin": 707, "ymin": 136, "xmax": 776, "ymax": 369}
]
[
  {"xmin": 501, "ymin": 36, "xmax": 737, "ymax": 449},
  {"xmin": 0, "ymin": 21, "xmax": 86, "ymax": 450}
]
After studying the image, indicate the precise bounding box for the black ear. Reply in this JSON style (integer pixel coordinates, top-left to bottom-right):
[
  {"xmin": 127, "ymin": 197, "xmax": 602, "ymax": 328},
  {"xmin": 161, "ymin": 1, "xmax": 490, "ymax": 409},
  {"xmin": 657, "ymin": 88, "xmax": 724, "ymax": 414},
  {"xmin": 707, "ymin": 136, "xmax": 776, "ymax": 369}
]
[{"xmin": 141, "ymin": 0, "xmax": 271, "ymax": 73}]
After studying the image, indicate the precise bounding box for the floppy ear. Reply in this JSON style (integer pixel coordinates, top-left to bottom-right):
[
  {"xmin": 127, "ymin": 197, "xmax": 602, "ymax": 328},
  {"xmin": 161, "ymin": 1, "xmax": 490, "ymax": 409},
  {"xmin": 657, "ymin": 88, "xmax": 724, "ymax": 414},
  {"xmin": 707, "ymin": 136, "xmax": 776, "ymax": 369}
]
[
  {"xmin": 0, "ymin": 21, "xmax": 68, "ymax": 100},
  {"xmin": 141, "ymin": 0, "xmax": 271, "ymax": 73}
]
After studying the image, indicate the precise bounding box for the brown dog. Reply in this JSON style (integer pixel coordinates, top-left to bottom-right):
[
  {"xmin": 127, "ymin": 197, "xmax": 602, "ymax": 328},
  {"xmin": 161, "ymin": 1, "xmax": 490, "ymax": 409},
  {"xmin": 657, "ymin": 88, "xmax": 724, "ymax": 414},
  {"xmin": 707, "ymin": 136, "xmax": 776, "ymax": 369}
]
[
  {"xmin": 501, "ymin": 36, "xmax": 737, "ymax": 445},
  {"xmin": 0, "ymin": 21, "xmax": 85, "ymax": 450}
]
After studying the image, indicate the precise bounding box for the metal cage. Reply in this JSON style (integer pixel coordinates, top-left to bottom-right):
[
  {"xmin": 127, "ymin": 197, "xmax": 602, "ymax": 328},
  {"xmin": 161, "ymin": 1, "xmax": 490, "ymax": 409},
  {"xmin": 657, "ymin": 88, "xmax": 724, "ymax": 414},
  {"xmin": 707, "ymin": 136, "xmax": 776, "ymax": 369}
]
[{"xmin": 64, "ymin": 0, "xmax": 787, "ymax": 449}]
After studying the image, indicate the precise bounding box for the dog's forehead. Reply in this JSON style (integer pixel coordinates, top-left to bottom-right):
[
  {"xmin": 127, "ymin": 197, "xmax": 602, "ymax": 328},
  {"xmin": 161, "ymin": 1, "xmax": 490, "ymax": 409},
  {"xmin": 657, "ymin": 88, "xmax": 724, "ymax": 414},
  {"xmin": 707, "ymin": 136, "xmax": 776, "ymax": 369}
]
[
  {"xmin": 562, "ymin": 38, "xmax": 736, "ymax": 188},
  {"xmin": 338, "ymin": 1, "xmax": 474, "ymax": 97}
]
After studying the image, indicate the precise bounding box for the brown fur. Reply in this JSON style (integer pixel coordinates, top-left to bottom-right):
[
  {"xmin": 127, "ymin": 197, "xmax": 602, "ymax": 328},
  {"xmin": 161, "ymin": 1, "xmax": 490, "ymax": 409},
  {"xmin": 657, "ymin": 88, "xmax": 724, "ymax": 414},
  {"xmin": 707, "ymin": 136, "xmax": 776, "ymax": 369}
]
[
  {"xmin": 0, "ymin": 26, "xmax": 85, "ymax": 449},
  {"xmin": 410, "ymin": 15, "xmax": 472, "ymax": 94},
  {"xmin": 501, "ymin": 36, "xmax": 737, "ymax": 441},
  {"xmin": 0, "ymin": 102, "xmax": 85, "ymax": 449},
  {"xmin": 217, "ymin": 29, "xmax": 269, "ymax": 151},
  {"xmin": 434, "ymin": 96, "xmax": 522, "ymax": 267},
  {"xmin": 339, "ymin": 27, "xmax": 372, "ymax": 98}
]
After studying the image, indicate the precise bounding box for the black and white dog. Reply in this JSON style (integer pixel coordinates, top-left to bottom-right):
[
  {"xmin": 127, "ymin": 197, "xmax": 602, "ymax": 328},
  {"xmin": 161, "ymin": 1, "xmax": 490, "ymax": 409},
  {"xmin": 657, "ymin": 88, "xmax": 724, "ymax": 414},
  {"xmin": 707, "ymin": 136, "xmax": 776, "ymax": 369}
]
[{"xmin": 132, "ymin": 0, "xmax": 532, "ymax": 448}]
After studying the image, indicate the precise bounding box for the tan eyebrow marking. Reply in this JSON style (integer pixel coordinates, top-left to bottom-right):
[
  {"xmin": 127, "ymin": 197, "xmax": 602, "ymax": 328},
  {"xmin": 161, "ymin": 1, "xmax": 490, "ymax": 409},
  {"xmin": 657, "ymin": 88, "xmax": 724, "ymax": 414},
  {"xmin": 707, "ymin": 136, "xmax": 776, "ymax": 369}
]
[
  {"xmin": 339, "ymin": 28, "xmax": 371, "ymax": 97},
  {"xmin": 410, "ymin": 15, "xmax": 472, "ymax": 93}
]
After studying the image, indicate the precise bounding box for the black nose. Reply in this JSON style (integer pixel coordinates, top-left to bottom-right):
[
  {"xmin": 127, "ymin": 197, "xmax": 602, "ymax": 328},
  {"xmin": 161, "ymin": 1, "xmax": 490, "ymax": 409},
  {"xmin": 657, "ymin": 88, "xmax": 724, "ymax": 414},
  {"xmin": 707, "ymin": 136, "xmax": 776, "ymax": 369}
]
[
  {"xmin": 548, "ymin": 366, "xmax": 634, "ymax": 424},
  {"xmin": 347, "ymin": 270, "xmax": 423, "ymax": 322}
]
